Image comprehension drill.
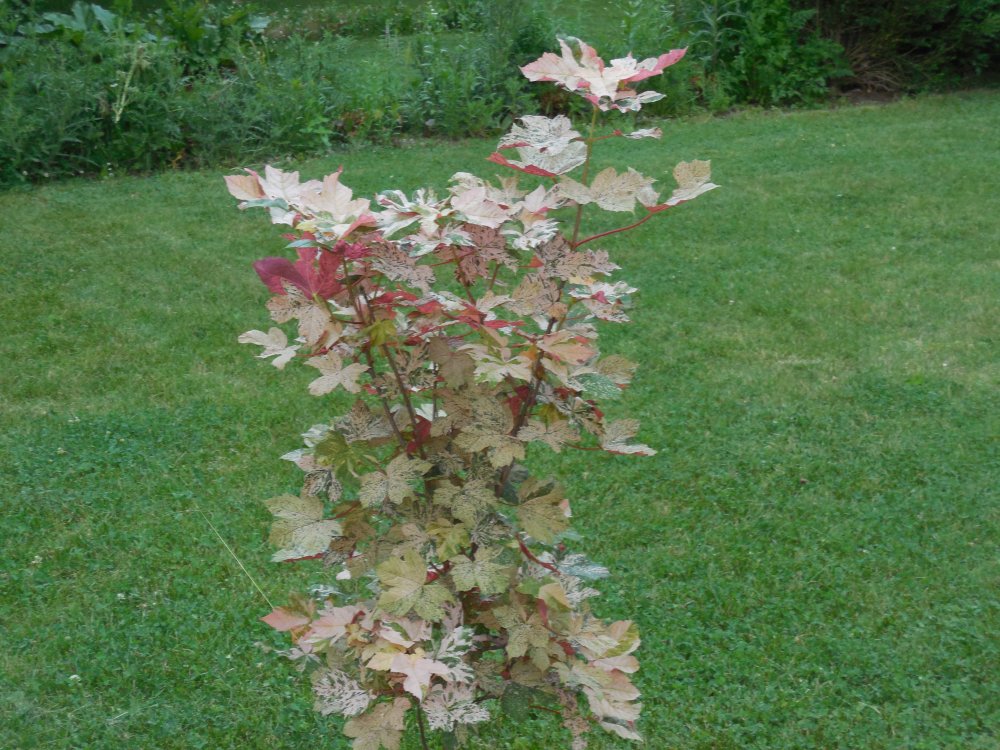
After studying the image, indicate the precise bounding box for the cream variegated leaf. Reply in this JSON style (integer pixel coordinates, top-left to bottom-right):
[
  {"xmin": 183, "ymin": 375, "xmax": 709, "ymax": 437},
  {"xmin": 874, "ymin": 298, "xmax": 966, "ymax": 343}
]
[
  {"xmin": 224, "ymin": 172, "xmax": 264, "ymax": 202},
  {"xmin": 264, "ymin": 494, "xmax": 342, "ymax": 562},
  {"xmin": 600, "ymin": 419, "xmax": 656, "ymax": 456},
  {"xmin": 343, "ymin": 697, "xmax": 410, "ymax": 750},
  {"xmin": 450, "ymin": 546, "xmax": 512, "ymax": 595},
  {"xmin": 558, "ymin": 167, "xmax": 656, "ymax": 213},
  {"xmin": 433, "ymin": 480, "xmax": 497, "ymax": 526},
  {"xmin": 427, "ymin": 336, "xmax": 476, "ymax": 387},
  {"xmin": 368, "ymin": 241, "xmax": 435, "ymax": 292},
  {"xmin": 498, "ymin": 141, "xmax": 588, "ymax": 176},
  {"xmin": 422, "ymin": 683, "xmax": 491, "ymax": 731},
  {"xmin": 462, "ymin": 224, "xmax": 518, "ymax": 270},
  {"xmin": 387, "ymin": 652, "xmax": 451, "ymax": 700},
  {"xmin": 668, "ymin": 159, "xmax": 718, "ymax": 204},
  {"xmin": 266, "ymin": 284, "xmax": 340, "ymax": 347},
  {"xmin": 335, "ymin": 400, "xmax": 394, "ymax": 444},
  {"xmin": 499, "ymin": 115, "xmax": 582, "ymax": 154},
  {"xmin": 306, "ymin": 352, "xmax": 368, "ymax": 395},
  {"xmin": 516, "ymin": 478, "xmax": 570, "ymax": 543},
  {"xmin": 237, "ymin": 327, "xmax": 299, "ymax": 369},
  {"xmin": 360, "ymin": 454, "xmax": 432, "ymax": 508},
  {"xmin": 494, "ymin": 603, "xmax": 551, "ymax": 669},
  {"xmin": 313, "ymin": 669, "xmax": 374, "ymax": 717},
  {"xmin": 594, "ymin": 355, "xmax": 638, "ymax": 386},
  {"xmin": 376, "ymin": 549, "xmax": 454, "ymax": 622},
  {"xmin": 517, "ymin": 418, "xmax": 580, "ymax": 452}
]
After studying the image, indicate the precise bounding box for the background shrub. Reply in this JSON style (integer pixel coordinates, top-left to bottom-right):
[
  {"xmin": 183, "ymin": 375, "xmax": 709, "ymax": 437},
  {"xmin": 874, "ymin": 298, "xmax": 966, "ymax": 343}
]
[{"xmin": 2, "ymin": 0, "xmax": 997, "ymax": 188}]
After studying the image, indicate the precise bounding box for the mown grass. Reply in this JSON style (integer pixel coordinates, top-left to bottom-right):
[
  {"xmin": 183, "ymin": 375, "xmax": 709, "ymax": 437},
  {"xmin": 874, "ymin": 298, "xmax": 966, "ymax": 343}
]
[{"xmin": 2, "ymin": 92, "xmax": 998, "ymax": 749}]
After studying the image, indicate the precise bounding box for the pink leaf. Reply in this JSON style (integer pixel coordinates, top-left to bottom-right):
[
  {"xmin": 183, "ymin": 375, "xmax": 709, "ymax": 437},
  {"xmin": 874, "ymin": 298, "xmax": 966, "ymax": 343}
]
[{"xmin": 261, "ymin": 607, "xmax": 311, "ymax": 631}]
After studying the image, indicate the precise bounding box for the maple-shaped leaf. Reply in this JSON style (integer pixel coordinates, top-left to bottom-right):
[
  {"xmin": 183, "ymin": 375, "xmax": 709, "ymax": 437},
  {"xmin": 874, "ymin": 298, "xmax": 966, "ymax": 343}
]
[
  {"xmin": 516, "ymin": 478, "xmax": 570, "ymax": 543},
  {"xmin": 573, "ymin": 372, "xmax": 622, "ymax": 401},
  {"xmin": 368, "ymin": 241, "xmax": 435, "ymax": 292},
  {"xmin": 538, "ymin": 330, "xmax": 596, "ymax": 365},
  {"xmin": 450, "ymin": 185, "xmax": 511, "ymax": 229},
  {"xmin": 306, "ymin": 352, "xmax": 368, "ymax": 395},
  {"xmin": 423, "ymin": 683, "xmax": 490, "ymax": 732},
  {"xmin": 558, "ymin": 167, "xmax": 657, "ymax": 213},
  {"xmin": 343, "ymin": 697, "xmax": 410, "ymax": 750},
  {"xmin": 499, "ymin": 115, "xmax": 582, "ymax": 154},
  {"xmin": 488, "ymin": 142, "xmax": 587, "ymax": 178},
  {"xmin": 600, "ymin": 419, "xmax": 656, "ymax": 456},
  {"xmin": 377, "ymin": 549, "xmax": 455, "ymax": 622},
  {"xmin": 433, "ymin": 480, "xmax": 498, "ymax": 527},
  {"xmin": 224, "ymin": 172, "xmax": 265, "ymax": 202},
  {"xmin": 313, "ymin": 668, "xmax": 373, "ymax": 717},
  {"xmin": 595, "ymin": 354, "xmax": 638, "ymax": 386},
  {"xmin": 359, "ymin": 454, "xmax": 432, "ymax": 508},
  {"xmin": 264, "ymin": 494, "xmax": 342, "ymax": 562},
  {"xmin": 494, "ymin": 603, "xmax": 551, "ymax": 669},
  {"xmin": 460, "ymin": 344, "xmax": 534, "ymax": 386},
  {"xmin": 299, "ymin": 168, "xmax": 374, "ymax": 240},
  {"xmin": 335, "ymin": 400, "xmax": 394, "ymax": 444},
  {"xmin": 426, "ymin": 517, "xmax": 471, "ymax": 561},
  {"xmin": 450, "ymin": 546, "xmax": 513, "ymax": 595},
  {"xmin": 460, "ymin": 223, "xmax": 519, "ymax": 271},
  {"xmin": 431, "ymin": 624, "xmax": 475, "ymax": 682},
  {"xmin": 387, "ymin": 652, "xmax": 451, "ymax": 700},
  {"xmin": 517, "ymin": 418, "xmax": 580, "ymax": 453},
  {"xmin": 237, "ymin": 327, "xmax": 300, "ymax": 369},
  {"xmin": 552, "ymin": 248, "xmax": 619, "ymax": 283},
  {"xmin": 300, "ymin": 604, "xmax": 369, "ymax": 650},
  {"xmin": 521, "ymin": 38, "xmax": 686, "ymax": 112},
  {"xmin": 301, "ymin": 469, "xmax": 343, "ymax": 502},
  {"xmin": 258, "ymin": 164, "xmax": 318, "ymax": 204},
  {"xmin": 375, "ymin": 187, "xmax": 450, "ymax": 239},
  {"xmin": 428, "ymin": 337, "xmax": 476, "ymax": 387},
  {"xmin": 261, "ymin": 606, "xmax": 311, "ymax": 632},
  {"xmin": 507, "ymin": 273, "xmax": 560, "ymax": 317},
  {"xmin": 266, "ymin": 283, "xmax": 340, "ymax": 347},
  {"xmin": 667, "ymin": 159, "xmax": 718, "ymax": 205},
  {"xmin": 453, "ymin": 396, "xmax": 525, "ymax": 468}
]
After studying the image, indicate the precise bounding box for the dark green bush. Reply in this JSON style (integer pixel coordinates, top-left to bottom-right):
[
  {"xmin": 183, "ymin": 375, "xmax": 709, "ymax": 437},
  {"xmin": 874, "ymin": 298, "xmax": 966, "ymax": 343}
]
[{"xmin": 802, "ymin": 0, "xmax": 1000, "ymax": 89}]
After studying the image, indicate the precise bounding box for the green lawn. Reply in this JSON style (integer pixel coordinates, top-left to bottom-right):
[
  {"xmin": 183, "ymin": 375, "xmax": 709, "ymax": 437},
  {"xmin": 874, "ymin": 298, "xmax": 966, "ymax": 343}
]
[{"xmin": 2, "ymin": 92, "xmax": 998, "ymax": 749}]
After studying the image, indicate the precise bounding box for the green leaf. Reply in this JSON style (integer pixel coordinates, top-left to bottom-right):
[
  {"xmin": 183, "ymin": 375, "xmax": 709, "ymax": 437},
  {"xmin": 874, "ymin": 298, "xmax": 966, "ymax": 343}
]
[
  {"xmin": 499, "ymin": 683, "xmax": 551, "ymax": 722},
  {"xmin": 314, "ymin": 431, "xmax": 372, "ymax": 475},
  {"xmin": 516, "ymin": 478, "xmax": 569, "ymax": 543},
  {"xmin": 376, "ymin": 549, "xmax": 454, "ymax": 622},
  {"xmin": 450, "ymin": 547, "xmax": 513, "ymax": 595},
  {"xmin": 433, "ymin": 480, "xmax": 498, "ymax": 526},
  {"xmin": 363, "ymin": 319, "xmax": 397, "ymax": 347},
  {"xmin": 359, "ymin": 454, "xmax": 431, "ymax": 508},
  {"xmin": 264, "ymin": 494, "xmax": 342, "ymax": 562}
]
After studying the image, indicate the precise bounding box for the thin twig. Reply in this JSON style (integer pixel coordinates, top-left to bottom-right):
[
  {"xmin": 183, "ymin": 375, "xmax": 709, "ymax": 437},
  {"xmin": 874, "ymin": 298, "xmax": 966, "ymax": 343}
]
[{"xmin": 195, "ymin": 505, "xmax": 273, "ymax": 610}]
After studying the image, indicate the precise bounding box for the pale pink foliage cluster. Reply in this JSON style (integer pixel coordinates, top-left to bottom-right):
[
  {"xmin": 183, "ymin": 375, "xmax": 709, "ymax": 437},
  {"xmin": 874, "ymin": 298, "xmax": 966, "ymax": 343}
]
[{"xmin": 227, "ymin": 38, "xmax": 716, "ymax": 750}]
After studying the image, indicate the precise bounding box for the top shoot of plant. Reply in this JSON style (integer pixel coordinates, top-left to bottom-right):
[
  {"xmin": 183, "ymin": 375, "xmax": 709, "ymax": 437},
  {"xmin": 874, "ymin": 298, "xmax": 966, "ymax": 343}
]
[{"xmin": 226, "ymin": 37, "xmax": 717, "ymax": 750}]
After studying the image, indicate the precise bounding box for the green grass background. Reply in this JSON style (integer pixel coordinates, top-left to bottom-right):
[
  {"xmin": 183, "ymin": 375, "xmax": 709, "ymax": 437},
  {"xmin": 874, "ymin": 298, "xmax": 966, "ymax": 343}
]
[{"xmin": 2, "ymin": 92, "xmax": 998, "ymax": 748}]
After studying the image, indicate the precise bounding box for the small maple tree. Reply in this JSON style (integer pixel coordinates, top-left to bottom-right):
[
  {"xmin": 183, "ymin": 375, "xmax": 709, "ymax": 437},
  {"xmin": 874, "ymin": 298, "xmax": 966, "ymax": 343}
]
[{"xmin": 227, "ymin": 38, "xmax": 717, "ymax": 750}]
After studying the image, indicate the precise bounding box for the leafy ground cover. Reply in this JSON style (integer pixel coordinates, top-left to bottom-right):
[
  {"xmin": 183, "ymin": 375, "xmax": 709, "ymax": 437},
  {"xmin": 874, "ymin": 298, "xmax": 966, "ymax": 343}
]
[{"xmin": 1, "ymin": 92, "xmax": 998, "ymax": 748}]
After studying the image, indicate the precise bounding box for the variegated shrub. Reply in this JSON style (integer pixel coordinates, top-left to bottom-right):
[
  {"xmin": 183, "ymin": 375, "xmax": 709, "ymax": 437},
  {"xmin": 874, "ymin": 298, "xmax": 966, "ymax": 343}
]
[{"xmin": 227, "ymin": 38, "xmax": 716, "ymax": 750}]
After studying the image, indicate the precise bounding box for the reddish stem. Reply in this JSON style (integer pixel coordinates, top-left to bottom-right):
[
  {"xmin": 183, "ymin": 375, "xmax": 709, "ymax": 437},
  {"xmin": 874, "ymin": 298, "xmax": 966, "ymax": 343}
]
[
  {"xmin": 517, "ymin": 536, "xmax": 559, "ymax": 573},
  {"xmin": 573, "ymin": 211, "xmax": 657, "ymax": 249}
]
